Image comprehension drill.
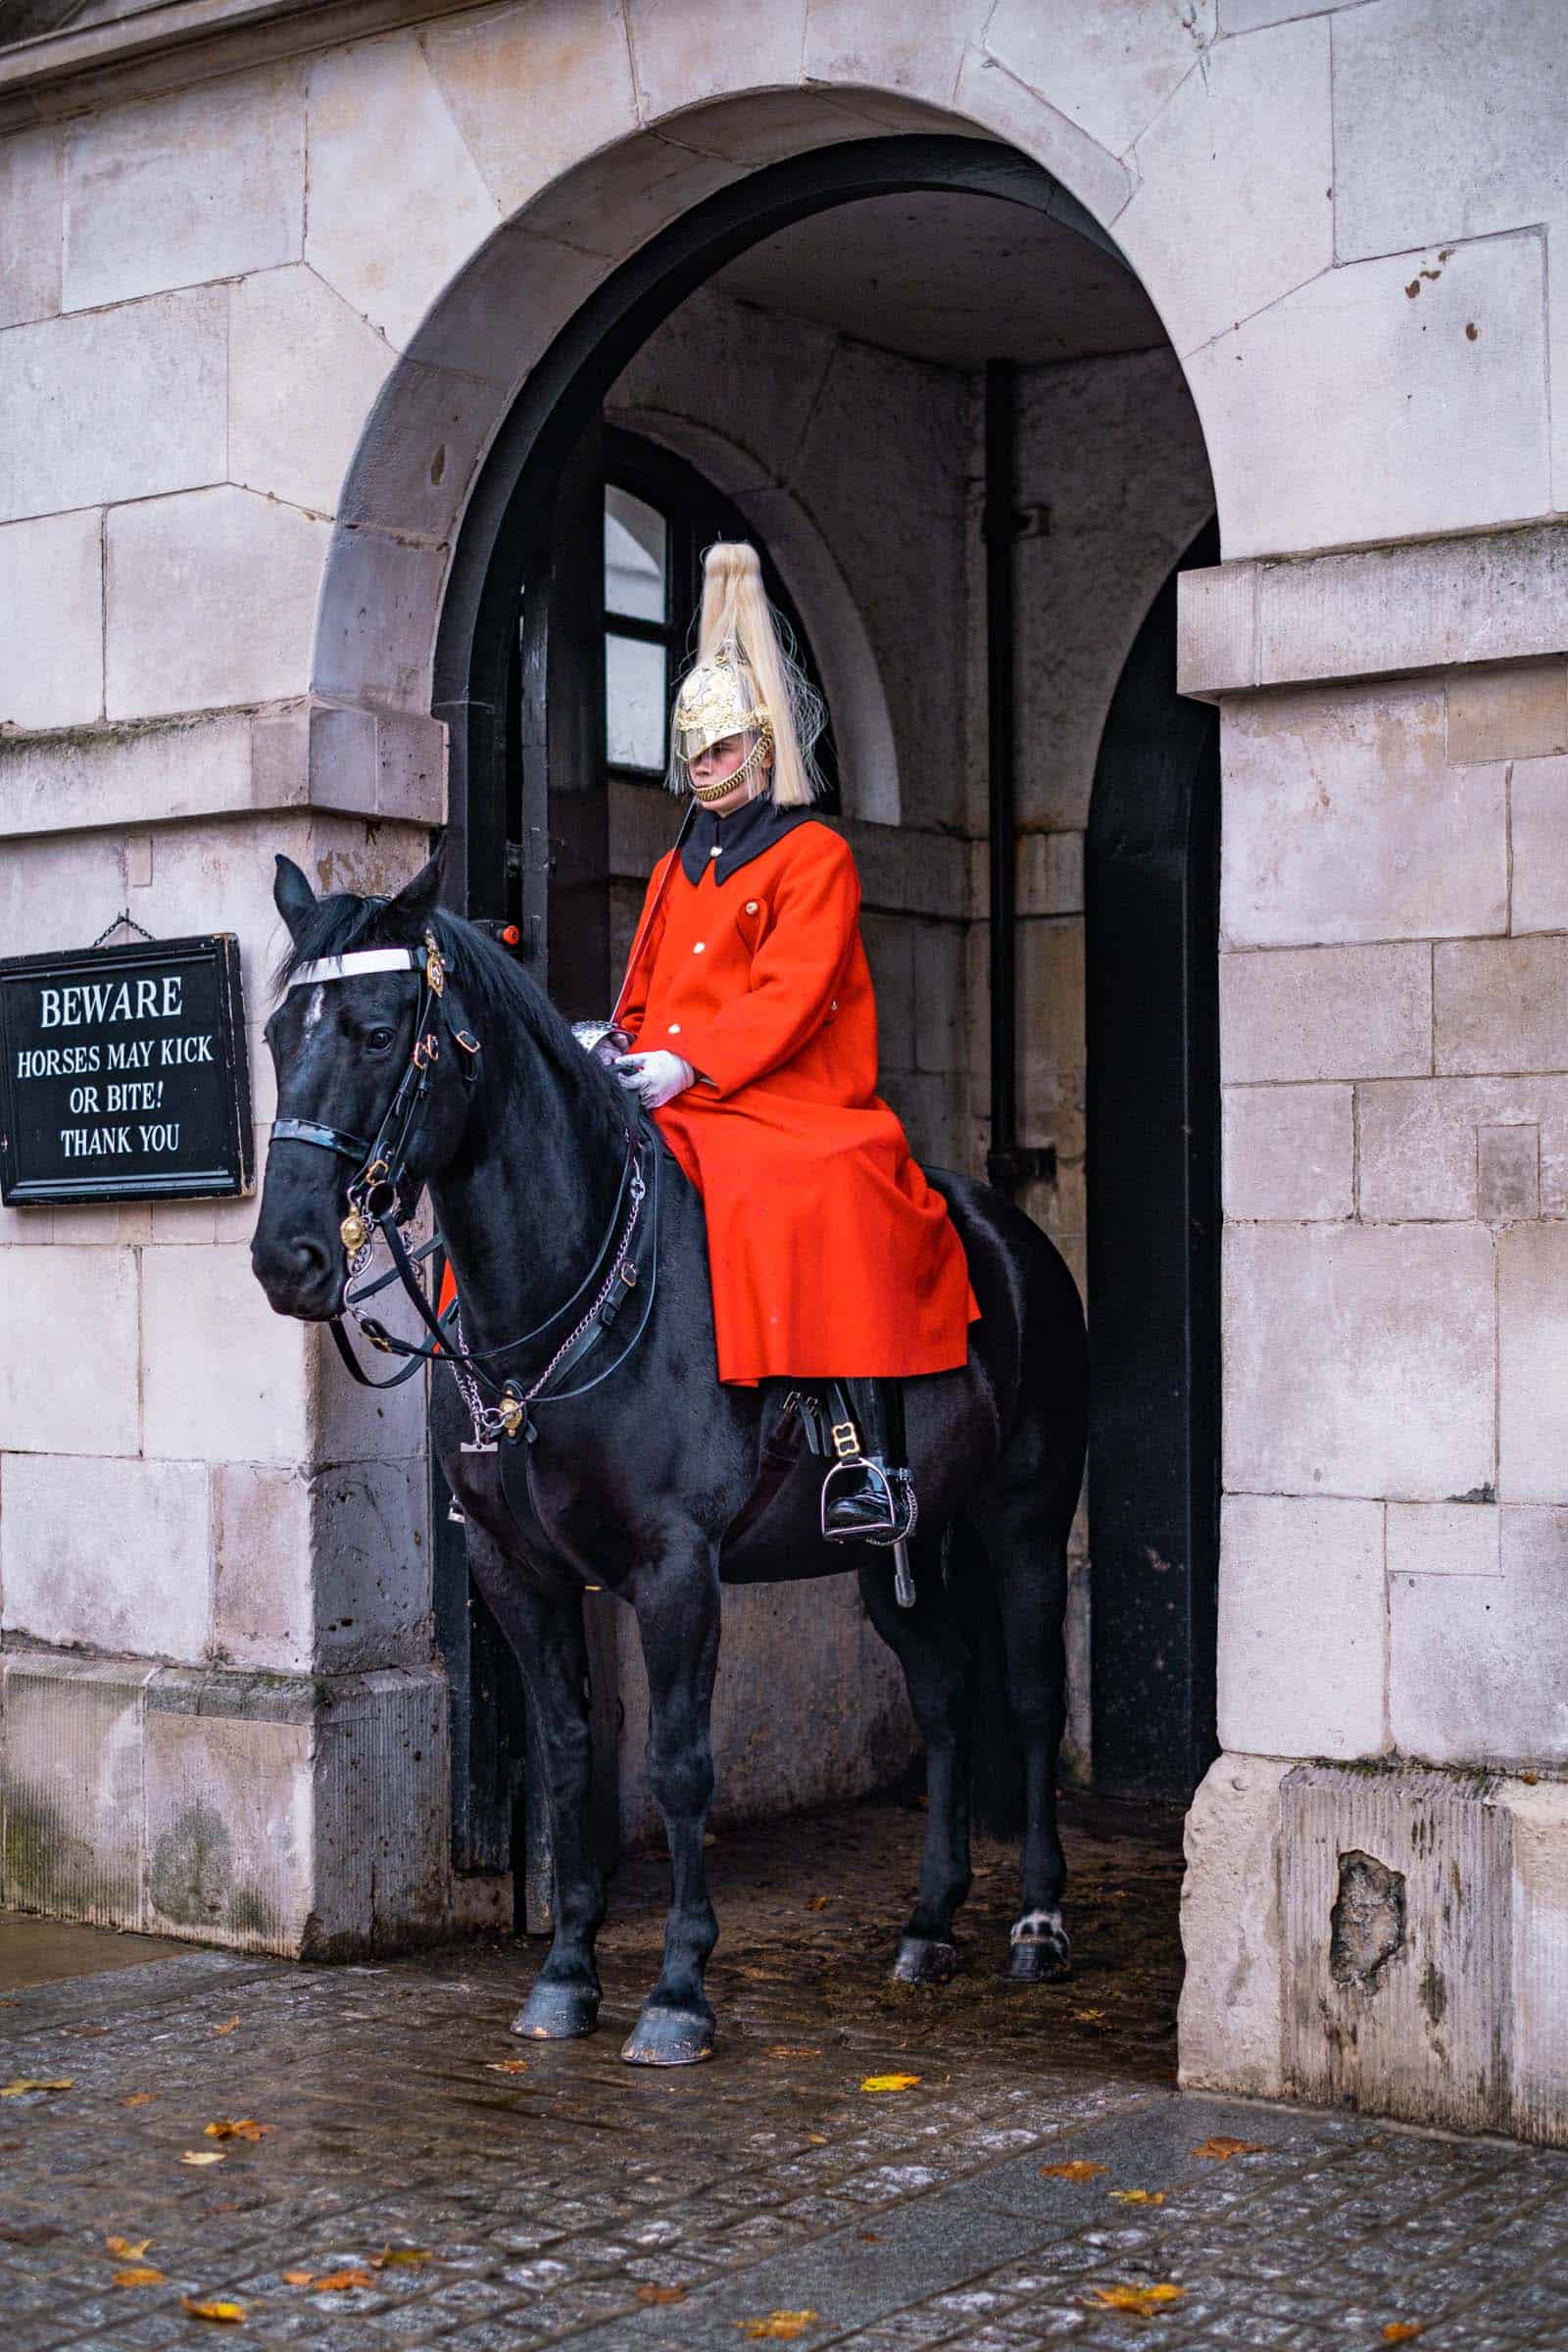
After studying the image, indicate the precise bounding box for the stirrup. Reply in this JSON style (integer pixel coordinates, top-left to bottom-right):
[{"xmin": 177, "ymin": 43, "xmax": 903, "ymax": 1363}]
[{"xmin": 820, "ymin": 1455, "xmax": 917, "ymax": 1547}]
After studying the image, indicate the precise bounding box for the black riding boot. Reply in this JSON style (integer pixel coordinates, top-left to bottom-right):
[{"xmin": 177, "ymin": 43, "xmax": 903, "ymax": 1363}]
[{"xmin": 820, "ymin": 1377, "xmax": 916, "ymax": 1545}]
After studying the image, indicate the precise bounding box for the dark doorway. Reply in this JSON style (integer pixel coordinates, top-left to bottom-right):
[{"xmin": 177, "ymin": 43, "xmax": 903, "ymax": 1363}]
[{"xmin": 1086, "ymin": 520, "xmax": 1222, "ymax": 1801}]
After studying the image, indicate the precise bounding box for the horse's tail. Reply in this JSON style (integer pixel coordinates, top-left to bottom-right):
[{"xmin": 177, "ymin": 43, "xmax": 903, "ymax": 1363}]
[{"xmin": 957, "ymin": 1514, "xmax": 1027, "ymax": 1841}]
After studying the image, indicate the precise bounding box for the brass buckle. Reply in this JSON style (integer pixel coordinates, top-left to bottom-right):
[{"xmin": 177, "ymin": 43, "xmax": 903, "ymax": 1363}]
[
  {"xmin": 831, "ymin": 1419, "xmax": 860, "ymax": 1460},
  {"xmin": 423, "ymin": 930, "xmax": 446, "ymax": 996}
]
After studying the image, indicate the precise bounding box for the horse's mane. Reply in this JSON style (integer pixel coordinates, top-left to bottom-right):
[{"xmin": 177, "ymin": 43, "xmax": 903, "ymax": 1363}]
[{"xmin": 272, "ymin": 888, "xmax": 630, "ymax": 1128}]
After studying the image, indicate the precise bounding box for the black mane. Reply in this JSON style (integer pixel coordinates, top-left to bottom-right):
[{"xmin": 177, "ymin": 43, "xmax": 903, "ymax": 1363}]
[{"xmin": 272, "ymin": 889, "xmax": 630, "ymax": 1127}]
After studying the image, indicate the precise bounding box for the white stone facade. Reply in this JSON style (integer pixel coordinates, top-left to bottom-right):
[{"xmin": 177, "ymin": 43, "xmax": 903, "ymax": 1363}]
[{"xmin": 0, "ymin": 0, "xmax": 1565, "ymax": 2139}]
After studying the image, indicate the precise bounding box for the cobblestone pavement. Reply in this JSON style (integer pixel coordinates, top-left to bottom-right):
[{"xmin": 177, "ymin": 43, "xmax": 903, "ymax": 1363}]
[{"xmin": 1, "ymin": 1791, "xmax": 1565, "ymax": 2351}]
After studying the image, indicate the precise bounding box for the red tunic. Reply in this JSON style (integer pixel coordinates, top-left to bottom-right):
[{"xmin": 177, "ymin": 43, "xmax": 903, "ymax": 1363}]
[{"xmin": 614, "ymin": 815, "xmax": 978, "ymax": 1385}]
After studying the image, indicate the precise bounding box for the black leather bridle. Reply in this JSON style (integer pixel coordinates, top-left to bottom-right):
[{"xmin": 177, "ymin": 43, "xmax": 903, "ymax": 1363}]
[{"xmin": 272, "ymin": 930, "xmax": 660, "ymax": 1445}]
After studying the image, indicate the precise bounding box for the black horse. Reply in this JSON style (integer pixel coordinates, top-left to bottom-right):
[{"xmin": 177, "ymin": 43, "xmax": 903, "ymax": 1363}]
[{"xmin": 251, "ymin": 851, "xmax": 1087, "ymax": 2066}]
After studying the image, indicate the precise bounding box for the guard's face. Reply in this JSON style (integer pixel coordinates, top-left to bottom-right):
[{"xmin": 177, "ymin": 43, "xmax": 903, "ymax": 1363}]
[{"xmin": 687, "ymin": 732, "xmax": 768, "ymax": 813}]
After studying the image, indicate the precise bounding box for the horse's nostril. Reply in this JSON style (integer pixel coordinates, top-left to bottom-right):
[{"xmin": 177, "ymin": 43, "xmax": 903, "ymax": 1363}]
[{"xmin": 290, "ymin": 1236, "xmax": 332, "ymax": 1282}]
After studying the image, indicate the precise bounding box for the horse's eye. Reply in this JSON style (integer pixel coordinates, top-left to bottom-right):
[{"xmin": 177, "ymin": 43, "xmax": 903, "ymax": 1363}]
[{"xmin": 364, "ymin": 1026, "xmax": 396, "ymax": 1054}]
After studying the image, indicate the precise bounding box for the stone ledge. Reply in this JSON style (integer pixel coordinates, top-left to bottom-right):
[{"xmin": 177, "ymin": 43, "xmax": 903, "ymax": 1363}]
[
  {"xmin": 0, "ymin": 1646, "xmax": 449, "ymax": 1957},
  {"xmin": 1182, "ymin": 1752, "xmax": 1568, "ymax": 2144},
  {"xmin": 1179, "ymin": 522, "xmax": 1568, "ymax": 700},
  {"xmin": 0, "ymin": 699, "xmax": 446, "ymax": 840}
]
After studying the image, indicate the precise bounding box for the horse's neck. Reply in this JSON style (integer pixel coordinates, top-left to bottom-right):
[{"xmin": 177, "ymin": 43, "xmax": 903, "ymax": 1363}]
[{"xmin": 430, "ymin": 1036, "xmax": 629, "ymax": 1355}]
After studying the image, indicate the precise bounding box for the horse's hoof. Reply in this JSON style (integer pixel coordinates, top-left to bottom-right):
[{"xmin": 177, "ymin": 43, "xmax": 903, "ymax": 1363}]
[
  {"xmin": 513, "ymin": 1980, "xmax": 601, "ymax": 2040},
  {"xmin": 1003, "ymin": 1913, "xmax": 1072, "ymax": 1984},
  {"xmin": 892, "ymin": 1936, "xmax": 957, "ymax": 1987},
  {"xmin": 619, "ymin": 2005, "xmax": 715, "ymax": 2068}
]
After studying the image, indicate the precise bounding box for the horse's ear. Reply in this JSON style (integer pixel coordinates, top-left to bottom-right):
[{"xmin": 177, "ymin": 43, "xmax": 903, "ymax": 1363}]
[
  {"xmin": 389, "ymin": 842, "xmax": 447, "ymax": 927},
  {"xmin": 273, "ymin": 855, "xmax": 317, "ymax": 945}
]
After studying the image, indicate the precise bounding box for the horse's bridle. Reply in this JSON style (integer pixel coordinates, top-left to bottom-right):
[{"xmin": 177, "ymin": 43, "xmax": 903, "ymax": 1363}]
[{"xmin": 272, "ymin": 930, "xmax": 660, "ymax": 1445}]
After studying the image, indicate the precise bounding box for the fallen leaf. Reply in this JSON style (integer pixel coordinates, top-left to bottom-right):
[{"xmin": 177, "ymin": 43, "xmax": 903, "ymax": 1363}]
[
  {"xmin": 181, "ymin": 2297, "xmax": 247, "ymax": 2324},
  {"xmin": 739, "ymin": 2315, "xmax": 818, "ymax": 2342},
  {"xmin": 1041, "ymin": 2161, "xmax": 1109, "ymax": 2181},
  {"xmin": 1193, "ymin": 2135, "xmax": 1264, "ymax": 2162},
  {"xmin": 74, "ymin": 2023, "xmax": 109, "ymax": 2037},
  {"xmin": 806, "ymin": 1895, "xmax": 830, "ymax": 1912},
  {"xmin": 309, "ymin": 2268, "xmax": 377, "ymax": 2293},
  {"xmin": 282, "ymin": 2271, "xmax": 316, "ymax": 2288},
  {"xmin": 1087, "ymin": 2283, "xmax": 1185, "ymax": 2316},
  {"xmin": 1110, "ymin": 2189, "xmax": 1165, "ymax": 2206},
  {"xmin": 0, "ymin": 2079, "xmax": 74, "ymax": 2098},
  {"xmin": 122, "ymin": 2092, "xmax": 157, "ymax": 2109},
  {"xmin": 1521, "ymin": 1773, "xmax": 1540, "ymax": 1788},
  {"xmin": 212, "ymin": 2017, "xmax": 242, "ymax": 2037},
  {"xmin": 204, "ymin": 2119, "xmax": 270, "ymax": 2142},
  {"xmin": 1071, "ymin": 2008, "xmax": 1109, "ymax": 2027},
  {"xmin": 484, "ymin": 2059, "xmax": 530, "ymax": 2076},
  {"xmin": 635, "ymin": 2283, "xmax": 688, "ymax": 2305},
  {"xmin": 372, "ymin": 2247, "xmax": 433, "ymax": 2269},
  {"xmin": 106, "ymin": 2236, "xmax": 153, "ymax": 2260},
  {"xmin": 858, "ymin": 2230, "xmax": 881, "ymax": 2243},
  {"xmin": 807, "ymin": 2133, "xmax": 829, "ymax": 2145},
  {"xmin": 180, "ymin": 2151, "xmax": 227, "ymax": 2168},
  {"xmin": 113, "ymin": 2266, "xmax": 168, "ymax": 2288},
  {"xmin": 859, "ymin": 2073, "xmax": 920, "ymax": 2094},
  {"xmin": 766, "ymin": 2046, "xmax": 821, "ymax": 2060},
  {"xmin": 1384, "ymin": 2328, "xmax": 1423, "ymax": 2344}
]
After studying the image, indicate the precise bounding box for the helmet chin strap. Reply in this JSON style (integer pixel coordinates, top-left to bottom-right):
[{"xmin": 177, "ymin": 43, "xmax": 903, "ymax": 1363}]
[{"xmin": 687, "ymin": 732, "xmax": 773, "ymax": 806}]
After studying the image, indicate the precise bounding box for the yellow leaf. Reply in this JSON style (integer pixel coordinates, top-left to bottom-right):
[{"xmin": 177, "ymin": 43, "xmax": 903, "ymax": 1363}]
[
  {"xmin": 106, "ymin": 2236, "xmax": 153, "ymax": 2260},
  {"xmin": 1087, "ymin": 2283, "xmax": 1186, "ymax": 2316},
  {"xmin": 859, "ymin": 2073, "xmax": 921, "ymax": 2094},
  {"xmin": 1109, "ymin": 2188, "xmax": 1165, "ymax": 2206},
  {"xmin": 0, "ymin": 2079, "xmax": 74, "ymax": 2097},
  {"xmin": 122, "ymin": 2092, "xmax": 157, "ymax": 2109},
  {"xmin": 181, "ymin": 2299, "xmax": 247, "ymax": 2324},
  {"xmin": 309, "ymin": 2268, "xmax": 376, "ymax": 2293},
  {"xmin": 1071, "ymin": 2008, "xmax": 1108, "ymax": 2027},
  {"xmin": 180, "ymin": 2150, "xmax": 227, "ymax": 2167},
  {"xmin": 484, "ymin": 2059, "xmax": 530, "ymax": 2075},
  {"xmin": 1384, "ymin": 2328, "xmax": 1424, "ymax": 2344},
  {"xmin": 739, "ymin": 2314, "xmax": 819, "ymax": 2342},
  {"xmin": 372, "ymin": 2247, "xmax": 433, "ymax": 2269},
  {"xmin": 113, "ymin": 2267, "xmax": 167, "ymax": 2288},
  {"xmin": 282, "ymin": 2271, "xmax": 316, "ymax": 2287},
  {"xmin": 806, "ymin": 1895, "xmax": 830, "ymax": 1912},
  {"xmin": 1041, "ymin": 2160, "xmax": 1109, "ymax": 2181},
  {"xmin": 212, "ymin": 2017, "xmax": 242, "ymax": 2037},
  {"xmin": 635, "ymin": 2283, "xmax": 688, "ymax": 2304},
  {"xmin": 807, "ymin": 2133, "xmax": 829, "ymax": 2145},
  {"xmin": 1193, "ymin": 2135, "xmax": 1264, "ymax": 2162},
  {"xmin": 205, "ymin": 2119, "xmax": 270, "ymax": 2142}
]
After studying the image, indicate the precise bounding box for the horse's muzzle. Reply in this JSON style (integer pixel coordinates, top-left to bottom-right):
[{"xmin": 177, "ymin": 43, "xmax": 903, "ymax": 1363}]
[{"xmin": 250, "ymin": 1226, "xmax": 346, "ymax": 1321}]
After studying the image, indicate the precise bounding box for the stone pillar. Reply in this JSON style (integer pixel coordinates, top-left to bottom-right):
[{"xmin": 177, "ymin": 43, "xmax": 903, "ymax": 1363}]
[
  {"xmin": 1178, "ymin": 523, "xmax": 1568, "ymax": 2140},
  {"xmin": 0, "ymin": 738, "xmax": 451, "ymax": 1954}
]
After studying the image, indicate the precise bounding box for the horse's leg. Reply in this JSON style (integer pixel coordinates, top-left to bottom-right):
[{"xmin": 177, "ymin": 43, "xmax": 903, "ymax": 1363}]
[
  {"xmin": 620, "ymin": 1545, "xmax": 721, "ymax": 2068},
  {"xmin": 982, "ymin": 1497, "xmax": 1072, "ymax": 1984},
  {"xmin": 859, "ymin": 1540, "xmax": 973, "ymax": 1986},
  {"xmin": 465, "ymin": 1531, "xmax": 607, "ymax": 2039}
]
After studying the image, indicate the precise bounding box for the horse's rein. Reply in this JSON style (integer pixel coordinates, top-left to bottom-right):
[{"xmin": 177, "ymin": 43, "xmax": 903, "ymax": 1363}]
[{"xmin": 271, "ymin": 933, "xmax": 658, "ymax": 1438}]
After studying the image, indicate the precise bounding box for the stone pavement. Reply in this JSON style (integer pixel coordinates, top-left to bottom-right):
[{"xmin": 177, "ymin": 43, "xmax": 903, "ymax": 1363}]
[{"xmin": 1, "ymin": 1791, "xmax": 1565, "ymax": 2352}]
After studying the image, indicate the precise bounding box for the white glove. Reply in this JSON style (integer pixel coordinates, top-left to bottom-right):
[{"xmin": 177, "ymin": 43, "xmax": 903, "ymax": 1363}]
[{"xmin": 612, "ymin": 1049, "xmax": 693, "ymax": 1110}]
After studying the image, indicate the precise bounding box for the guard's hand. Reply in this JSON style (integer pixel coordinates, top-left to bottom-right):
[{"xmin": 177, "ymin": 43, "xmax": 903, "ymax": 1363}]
[{"xmin": 612, "ymin": 1049, "xmax": 693, "ymax": 1110}]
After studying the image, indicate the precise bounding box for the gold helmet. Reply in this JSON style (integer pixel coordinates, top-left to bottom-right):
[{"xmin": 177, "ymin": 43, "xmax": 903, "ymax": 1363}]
[{"xmin": 673, "ymin": 642, "xmax": 775, "ymax": 803}]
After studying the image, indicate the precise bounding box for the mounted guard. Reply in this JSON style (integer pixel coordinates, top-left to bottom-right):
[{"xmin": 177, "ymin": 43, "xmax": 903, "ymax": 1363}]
[{"xmin": 600, "ymin": 544, "xmax": 979, "ymax": 1568}]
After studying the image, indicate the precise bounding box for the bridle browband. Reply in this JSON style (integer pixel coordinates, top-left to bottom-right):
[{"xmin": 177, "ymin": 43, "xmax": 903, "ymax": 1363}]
[{"xmin": 271, "ymin": 928, "xmax": 660, "ymax": 1446}]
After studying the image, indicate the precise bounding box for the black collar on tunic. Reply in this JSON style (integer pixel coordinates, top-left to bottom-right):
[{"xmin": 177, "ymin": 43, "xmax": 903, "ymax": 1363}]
[{"xmin": 679, "ymin": 793, "xmax": 826, "ymax": 887}]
